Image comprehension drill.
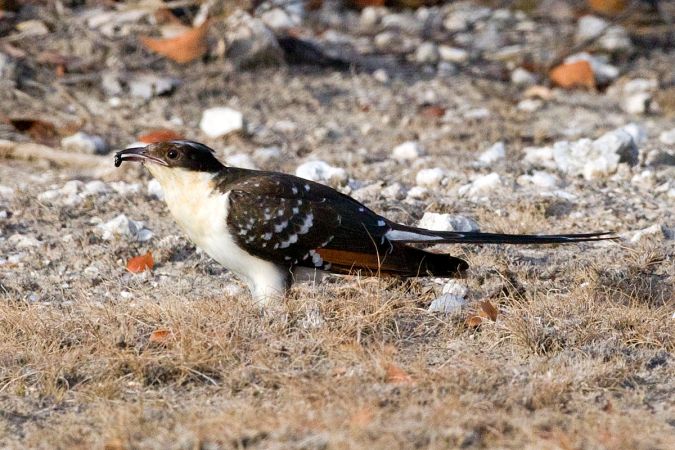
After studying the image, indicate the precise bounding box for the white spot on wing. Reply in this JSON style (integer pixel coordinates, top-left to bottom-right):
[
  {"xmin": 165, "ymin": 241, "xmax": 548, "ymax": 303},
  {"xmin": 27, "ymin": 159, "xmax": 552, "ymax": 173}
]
[
  {"xmin": 378, "ymin": 220, "xmax": 386, "ymax": 227},
  {"xmin": 292, "ymin": 186, "xmax": 298, "ymax": 194},
  {"xmin": 304, "ymin": 184, "xmax": 310, "ymax": 191},
  {"xmin": 297, "ymin": 213, "xmax": 314, "ymax": 235},
  {"xmin": 385, "ymin": 230, "xmax": 442, "ymax": 241},
  {"xmin": 262, "ymin": 232, "xmax": 272, "ymax": 240},
  {"xmin": 274, "ymin": 220, "xmax": 288, "ymax": 232}
]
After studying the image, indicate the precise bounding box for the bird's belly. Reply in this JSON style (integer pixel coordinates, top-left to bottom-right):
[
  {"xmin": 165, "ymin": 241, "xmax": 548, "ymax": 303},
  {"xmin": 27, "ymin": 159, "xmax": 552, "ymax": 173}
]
[{"xmin": 164, "ymin": 190, "xmax": 276, "ymax": 283}]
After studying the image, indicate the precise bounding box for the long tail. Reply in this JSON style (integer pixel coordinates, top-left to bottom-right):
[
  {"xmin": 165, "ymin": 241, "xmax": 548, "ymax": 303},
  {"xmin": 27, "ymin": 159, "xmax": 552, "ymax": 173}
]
[{"xmin": 385, "ymin": 225, "xmax": 615, "ymax": 245}]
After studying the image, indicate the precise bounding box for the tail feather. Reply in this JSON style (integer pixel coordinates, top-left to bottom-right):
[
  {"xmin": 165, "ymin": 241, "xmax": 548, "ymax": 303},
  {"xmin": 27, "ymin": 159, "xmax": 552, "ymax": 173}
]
[{"xmin": 386, "ymin": 226, "xmax": 615, "ymax": 245}]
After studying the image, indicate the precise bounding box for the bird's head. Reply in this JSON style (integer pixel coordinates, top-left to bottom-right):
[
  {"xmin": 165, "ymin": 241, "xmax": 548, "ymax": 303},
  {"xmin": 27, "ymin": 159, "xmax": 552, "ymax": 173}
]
[{"xmin": 115, "ymin": 140, "xmax": 224, "ymax": 174}]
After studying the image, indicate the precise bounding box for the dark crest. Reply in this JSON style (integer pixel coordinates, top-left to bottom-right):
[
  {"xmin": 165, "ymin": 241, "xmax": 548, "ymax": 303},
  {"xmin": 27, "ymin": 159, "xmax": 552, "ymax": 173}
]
[{"xmin": 151, "ymin": 140, "xmax": 224, "ymax": 172}]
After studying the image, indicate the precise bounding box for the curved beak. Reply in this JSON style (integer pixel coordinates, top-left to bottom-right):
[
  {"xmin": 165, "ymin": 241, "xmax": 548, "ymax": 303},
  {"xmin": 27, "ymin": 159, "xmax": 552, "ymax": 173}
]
[{"xmin": 114, "ymin": 146, "xmax": 168, "ymax": 167}]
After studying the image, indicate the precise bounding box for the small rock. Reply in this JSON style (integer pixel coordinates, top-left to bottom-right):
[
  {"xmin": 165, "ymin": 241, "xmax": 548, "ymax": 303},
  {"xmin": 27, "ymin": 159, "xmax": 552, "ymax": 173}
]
[
  {"xmin": 406, "ymin": 186, "xmax": 428, "ymax": 200},
  {"xmin": 82, "ymin": 180, "xmax": 109, "ymax": 196},
  {"xmin": 8, "ymin": 234, "xmax": 41, "ymax": 249},
  {"xmin": 524, "ymin": 146, "xmax": 556, "ymax": 170},
  {"xmin": 418, "ymin": 212, "xmax": 480, "ymax": 232},
  {"xmin": 226, "ymin": 153, "xmax": 257, "ymax": 170},
  {"xmin": 373, "ymin": 68, "xmax": 389, "ymax": 83},
  {"xmin": 110, "ymin": 181, "xmax": 141, "ymax": 196},
  {"xmin": 630, "ymin": 224, "xmax": 673, "ymax": 243},
  {"xmin": 621, "ymin": 123, "xmax": 647, "ymax": 146},
  {"xmin": 0, "ymin": 185, "xmax": 14, "ymax": 199},
  {"xmin": 225, "ymin": 11, "xmax": 283, "ymax": 68},
  {"xmin": 517, "ymin": 99, "xmax": 543, "ymax": 112},
  {"xmin": 128, "ymin": 74, "xmax": 179, "ymax": 99},
  {"xmin": 415, "ymin": 42, "xmax": 439, "ymax": 64},
  {"xmin": 260, "ymin": 8, "xmax": 296, "ymax": 31},
  {"xmin": 438, "ymin": 46, "xmax": 469, "ymax": 63},
  {"xmin": 147, "ymin": 179, "xmax": 164, "ymax": 200},
  {"xmin": 428, "ymin": 294, "xmax": 466, "ymax": 314},
  {"xmin": 416, "ymin": 168, "xmax": 445, "ymax": 187},
  {"xmin": 458, "ymin": 173, "xmax": 502, "ymax": 197},
  {"xmin": 392, "ymin": 141, "xmax": 424, "ymax": 161},
  {"xmin": 478, "ymin": 142, "xmax": 505, "ymax": 164},
  {"xmin": 575, "ymin": 15, "xmax": 607, "ymax": 42},
  {"xmin": 360, "ymin": 6, "xmax": 384, "ymax": 29},
  {"xmin": 463, "ymin": 108, "xmax": 490, "ymax": 120},
  {"xmin": 517, "ymin": 171, "xmax": 560, "ymax": 189},
  {"xmin": 98, "ymin": 214, "xmax": 153, "ymax": 241},
  {"xmin": 200, "ymin": 107, "xmax": 244, "ymax": 138},
  {"xmin": 253, "ymin": 146, "xmax": 281, "ymax": 162},
  {"xmin": 659, "ymin": 129, "xmax": 675, "ymax": 145},
  {"xmin": 631, "ymin": 170, "xmax": 655, "ymax": 189},
  {"xmin": 575, "ymin": 15, "xmax": 631, "ymax": 51},
  {"xmin": 61, "ymin": 132, "xmax": 108, "ymax": 155},
  {"xmin": 381, "ymin": 182, "xmax": 406, "ymax": 200},
  {"xmin": 622, "ymin": 92, "xmax": 652, "ymax": 115},
  {"xmin": 101, "ymin": 72, "xmax": 123, "ymax": 96},
  {"xmin": 351, "ymin": 182, "xmax": 383, "ymax": 203},
  {"xmin": 295, "ymin": 160, "xmax": 348, "ymax": 185},
  {"xmin": 511, "ymin": 67, "xmax": 537, "ymax": 86},
  {"xmin": 442, "ymin": 280, "xmax": 469, "ymax": 297}
]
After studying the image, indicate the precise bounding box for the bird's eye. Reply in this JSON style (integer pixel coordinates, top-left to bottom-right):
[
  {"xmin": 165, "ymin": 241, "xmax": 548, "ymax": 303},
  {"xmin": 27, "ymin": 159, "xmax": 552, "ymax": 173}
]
[{"xmin": 167, "ymin": 149, "xmax": 178, "ymax": 159}]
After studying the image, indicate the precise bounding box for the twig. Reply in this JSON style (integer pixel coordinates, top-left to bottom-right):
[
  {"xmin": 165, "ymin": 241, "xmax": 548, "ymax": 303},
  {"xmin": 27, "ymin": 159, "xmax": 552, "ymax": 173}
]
[{"xmin": 0, "ymin": 140, "xmax": 107, "ymax": 169}]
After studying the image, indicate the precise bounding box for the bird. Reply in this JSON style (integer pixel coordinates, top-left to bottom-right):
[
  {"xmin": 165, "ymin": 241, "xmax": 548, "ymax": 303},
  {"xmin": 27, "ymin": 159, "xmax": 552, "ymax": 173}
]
[{"xmin": 115, "ymin": 140, "xmax": 612, "ymax": 306}]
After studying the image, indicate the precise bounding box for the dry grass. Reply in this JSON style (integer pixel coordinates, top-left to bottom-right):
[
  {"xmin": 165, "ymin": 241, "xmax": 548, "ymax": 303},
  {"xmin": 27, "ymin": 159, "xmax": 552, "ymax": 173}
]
[{"xmin": 1, "ymin": 254, "xmax": 673, "ymax": 449}]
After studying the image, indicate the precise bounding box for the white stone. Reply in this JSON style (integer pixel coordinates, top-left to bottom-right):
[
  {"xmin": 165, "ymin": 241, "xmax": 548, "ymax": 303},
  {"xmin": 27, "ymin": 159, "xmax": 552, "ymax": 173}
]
[
  {"xmin": 599, "ymin": 25, "xmax": 632, "ymax": 51},
  {"xmin": 575, "ymin": 15, "xmax": 607, "ymax": 42},
  {"xmin": 630, "ymin": 224, "xmax": 673, "ymax": 243},
  {"xmin": 631, "ymin": 170, "xmax": 655, "ymax": 189},
  {"xmin": 458, "ymin": 172, "xmax": 502, "ymax": 197},
  {"xmin": 659, "ymin": 129, "xmax": 675, "ymax": 145},
  {"xmin": 200, "ymin": 107, "xmax": 244, "ymax": 138},
  {"xmin": 406, "ymin": 186, "xmax": 428, "ymax": 200},
  {"xmin": 517, "ymin": 99, "xmax": 543, "ymax": 112},
  {"xmin": 128, "ymin": 74, "xmax": 178, "ymax": 99},
  {"xmin": 416, "ymin": 168, "xmax": 445, "ymax": 187},
  {"xmin": 442, "ymin": 280, "xmax": 469, "ymax": 297},
  {"xmin": 463, "ymin": 108, "xmax": 490, "ymax": 120},
  {"xmin": 0, "ymin": 185, "xmax": 14, "ymax": 199},
  {"xmin": 418, "ymin": 212, "xmax": 480, "ymax": 232},
  {"xmin": 147, "ymin": 179, "xmax": 164, "ymax": 200},
  {"xmin": 478, "ymin": 142, "xmax": 505, "ymax": 164},
  {"xmin": 373, "ymin": 68, "xmax": 389, "ymax": 83},
  {"xmin": 621, "ymin": 123, "xmax": 647, "ymax": 146},
  {"xmin": 260, "ymin": 8, "xmax": 296, "ymax": 31},
  {"xmin": 415, "ymin": 42, "xmax": 439, "ymax": 64},
  {"xmin": 392, "ymin": 141, "xmax": 424, "ymax": 161},
  {"xmin": 622, "ymin": 92, "xmax": 652, "ymax": 115},
  {"xmin": 517, "ymin": 171, "xmax": 560, "ymax": 189},
  {"xmin": 438, "ymin": 46, "xmax": 469, "ymax": 63},
  {"xmin": 8, "ymin": 234, "xmax": 41, "ymax": 249},
  {"xmin": 226, "ymin": 153, "xmax": 257, "ymax": 170},
  {"xmin": 428, "ymin": 294, "xmax": 466, "ymax": 314},
  {"xmin": 82, "ymin": 180, "xmax": 109, "ymax": 196},
  {"xmin": 381, "ymin": 182, "xmax": 406, "ymax": 200},
  {"xmin": 511, "ymin": 67, "xmax": 536, "ymax": 86},
  {"xmin": 61, "ymin": 132, "xmax": 108, "ymax": 155},
  {"xmin": 98, "ymin": 214, "xmax": 153, "ymax": 241},
  {"xmin": 110, "ymin": 181, "xmax": 141, "ymax": 195},
  {"xmin": 295, "ymin": 160, "xmax": 348, "ymax": 185},
  {"xmin": 623, "ymin": 78, "xmax": 657, "ymax": 94},
  {"xmin": 254, "ymin": 146, "xmax": 281, "ymax": 162},
  {"xmin": 523, "ymin": 146, "xmax": 555, "ymax": 169}
]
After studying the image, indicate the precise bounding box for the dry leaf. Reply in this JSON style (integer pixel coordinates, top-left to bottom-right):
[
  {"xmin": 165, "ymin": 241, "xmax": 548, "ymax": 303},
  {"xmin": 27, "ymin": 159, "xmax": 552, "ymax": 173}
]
[
  {"xmin": 479, "ymin": 300, "xmax": 499, "ymax": 321},
  {"xmin": 385, "ymin": 363, "xmax": 413, "ymax": 384},
  {"xmin": 465, "ymin": 315, "xmax": 483, "ymax": 328},
  {"xmin": 138, "ymin": 129, "xmax": 184, "ymax": 144},
  {"xmin": 587, "ymin": 0, "xmax": 627, "ymax": 15},
  {"xmin": 149, "ymin": 328, "xmax": 171, "ymax": 344},
  {"xmin": 549, "ymin": 60, "xmax": 595, "ymax": 89},
  {"xmin": 7, "ymin": 117, "xmax": 59, "ymax": 144},
  {"xmin": 140, "ymin": 21, "xmax": 209, "ymax": 64},
  {"xmin": 126, "ymin": 252, "xmax": 154, "ymax": 273},
  {"xmin": 420, "ymin": 104, "xmax": 446, "ymax": 118}
]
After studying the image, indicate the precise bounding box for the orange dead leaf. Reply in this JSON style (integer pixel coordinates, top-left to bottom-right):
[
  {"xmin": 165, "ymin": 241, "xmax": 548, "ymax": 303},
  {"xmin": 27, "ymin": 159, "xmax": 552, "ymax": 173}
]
[
  {"xmin": 587, "ymin": 0, "xmax": 627, "ymax": 15},
  {"xmin": 385, "ymin": 363, "xmax": 413, "ymax": 384},
  {"xmin": 465, "ymin": 315, "xmax": 483, "ymax": 328},
  {"xmin": 549, "ymin": 60, "xmax": 595, "ymax": 89},
  {"xmin": 126, "ymin": 252, "xmax": 154, "ymax": 273},
  {"xmin": 420, "ymin": 104, "xmax": 446, "ymax": 118},
  {"xmin": 138, "ymin": 129, "xmax": 184, "ymax": 144},
  {"xmin": 140, "ymin": 21, "xmax": 209, "ymax": 64},
  {"xmin": 479, "ymin": 300, "xmax": 499, "ymax": 321},
  {"xmin": 149, "ymin": 328, "xmax": 171, "ymax": 344}
]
